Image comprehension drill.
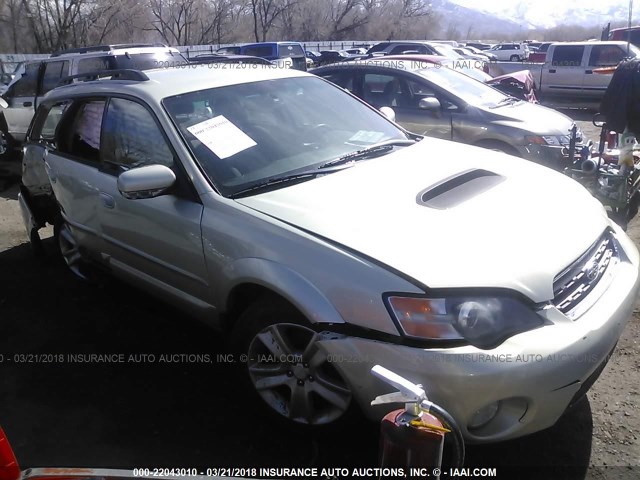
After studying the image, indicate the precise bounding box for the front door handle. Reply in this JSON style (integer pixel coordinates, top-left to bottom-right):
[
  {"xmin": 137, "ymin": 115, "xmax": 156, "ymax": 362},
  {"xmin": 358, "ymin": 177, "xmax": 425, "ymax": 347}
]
[
  {"xmin": 23, "ymin": 101, "xmax": 32, "ymax": 107},
  {"xmin": 100, "ymin": 192, "xmax": 115, "ymax": 209},
  {"xmin": 585, "ymin": 69, "xmax": 593, "ymax": 74},
  {"xmin": 548, "ymin": 69, "xmax": 556, "ymax": 73}
]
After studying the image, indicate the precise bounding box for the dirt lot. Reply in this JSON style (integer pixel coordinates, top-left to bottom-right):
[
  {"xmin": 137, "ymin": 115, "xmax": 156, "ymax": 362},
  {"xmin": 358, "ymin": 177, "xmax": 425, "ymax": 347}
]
[{"xmin": 0, "ymin": 117, "xmax": 639, "ymax": 479}]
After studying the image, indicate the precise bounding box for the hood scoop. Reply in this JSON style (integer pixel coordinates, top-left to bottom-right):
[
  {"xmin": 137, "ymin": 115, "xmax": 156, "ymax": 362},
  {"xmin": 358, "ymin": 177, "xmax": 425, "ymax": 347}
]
[{"xmin": 417, "ymin": 168, "xmax": 505, "ymax": 209}]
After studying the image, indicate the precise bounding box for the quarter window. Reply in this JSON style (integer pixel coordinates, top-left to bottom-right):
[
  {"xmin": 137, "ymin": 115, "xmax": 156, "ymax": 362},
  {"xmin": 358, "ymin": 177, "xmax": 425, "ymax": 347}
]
[{"xmin": 101, "ymin": 98, "xmax": 174, "ymax": 169}]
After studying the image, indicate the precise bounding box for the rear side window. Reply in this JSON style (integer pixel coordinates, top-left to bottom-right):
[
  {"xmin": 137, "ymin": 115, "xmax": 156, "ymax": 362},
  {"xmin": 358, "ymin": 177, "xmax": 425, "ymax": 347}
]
[
  {"xmin": 28, "ymin": 100, "xmax": 72, "ymax": 143},
  {"xmin": 77, "ymin": 57, "xmax": 113, "ymax": 74},
  {"xmin": 242, "ymin": 46, "xmax": 274, "ymax": 57},
  {"xmin": 41, "ymin": 61, "xmax": 69, "ymax": 94},
  {"xmin": 57, "ymin": 100, "xmax": 107, "ymax": 162},
  {"xmin": 101, "ymin": 98, "xmax": 173, "ymax": 168},
  {"xmin": 12, "ymin": 62, "xmax": 40, "ymax": 97},
  {"xmin": 551, "ymin": 46, "xmax": 585, "ymax": 66},
  {"xmin": 589, "ymin": 45, "xmax": 627, "ymax": 66}
]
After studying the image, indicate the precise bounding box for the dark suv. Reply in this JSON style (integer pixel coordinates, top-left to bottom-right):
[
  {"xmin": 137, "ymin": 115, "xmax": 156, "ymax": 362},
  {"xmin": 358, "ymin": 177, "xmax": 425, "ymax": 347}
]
[{"xmin": 0, "ymin": 44, "xmax": 185, "ymax": 160}]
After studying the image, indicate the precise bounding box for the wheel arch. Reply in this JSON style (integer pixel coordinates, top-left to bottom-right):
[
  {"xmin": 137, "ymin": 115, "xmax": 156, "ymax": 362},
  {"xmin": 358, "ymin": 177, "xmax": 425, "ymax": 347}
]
[
  {"xmin": 220, "ymin": 258, "xmax": 346, "ymax": 330},
  {"xmin": 473, "ymin": 138, "xmax": 521, "ymax": 157}
]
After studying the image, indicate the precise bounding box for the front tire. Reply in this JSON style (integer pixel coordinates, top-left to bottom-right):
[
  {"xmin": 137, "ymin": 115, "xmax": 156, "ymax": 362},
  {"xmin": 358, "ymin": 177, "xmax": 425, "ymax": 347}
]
[
  {"xmin": 510, "ymin": 55, "xmax": 520, "ymax": 62},
  {"xmin": 232, "ymin": 297, "xmax": 354, "ymax": 427}
]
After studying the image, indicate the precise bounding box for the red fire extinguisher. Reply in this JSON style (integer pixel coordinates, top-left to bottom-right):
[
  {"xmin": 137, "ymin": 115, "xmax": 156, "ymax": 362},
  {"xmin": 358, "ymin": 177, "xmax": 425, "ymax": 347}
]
[{"xmin": 371, "ymin": 366, "xmax": 465, "ymax": 480}]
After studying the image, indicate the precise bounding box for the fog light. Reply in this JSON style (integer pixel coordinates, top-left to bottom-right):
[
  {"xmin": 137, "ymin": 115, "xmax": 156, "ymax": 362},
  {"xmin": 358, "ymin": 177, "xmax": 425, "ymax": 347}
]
[{"xmin": 468, "ymin": 401, "xmax": 500, "ymax": 430}]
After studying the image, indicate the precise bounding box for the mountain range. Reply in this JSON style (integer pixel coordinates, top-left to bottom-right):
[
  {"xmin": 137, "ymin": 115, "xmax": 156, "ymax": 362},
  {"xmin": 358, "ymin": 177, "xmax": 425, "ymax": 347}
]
[{"xmin": 447, "ymin": 0, "xmax": 638, "ymax": 30}]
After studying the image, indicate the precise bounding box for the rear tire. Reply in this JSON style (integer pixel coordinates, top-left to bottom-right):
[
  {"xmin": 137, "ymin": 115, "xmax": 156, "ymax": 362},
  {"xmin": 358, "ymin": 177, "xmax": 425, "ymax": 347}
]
[{"xmin": 231, "ymin": 296, "xmax": 355, "ymax": 429}]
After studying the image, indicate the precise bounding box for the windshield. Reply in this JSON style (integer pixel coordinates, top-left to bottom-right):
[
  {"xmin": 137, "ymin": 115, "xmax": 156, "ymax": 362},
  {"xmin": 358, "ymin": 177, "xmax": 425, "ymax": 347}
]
[
  {"xmin": 163, "ymin": 75, "xmax": 407, "ymax": 197},
  {"xmin": 626, "ymin": 44, "xmax": 640, "ymax": 58},
  {"xmin": 417, "ymin": 66, "xmax": 507, "ymax": 106}
]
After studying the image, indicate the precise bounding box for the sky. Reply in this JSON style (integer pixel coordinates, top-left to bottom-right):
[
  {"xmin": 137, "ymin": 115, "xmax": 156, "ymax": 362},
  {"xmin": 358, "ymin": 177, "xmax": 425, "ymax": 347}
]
[{"xmin": 448, "ymin": 0, "xmax": 637, "ymax": 29}]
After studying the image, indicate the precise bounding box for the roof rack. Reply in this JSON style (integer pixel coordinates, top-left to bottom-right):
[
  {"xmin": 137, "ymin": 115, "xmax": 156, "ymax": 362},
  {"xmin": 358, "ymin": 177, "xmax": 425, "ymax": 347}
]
[
  {"xmin": 51, "ymin": 43, "xmax": 169, "ymax": 57},
  {"xmin": 57, "ymin": 69, "xmax": 149, "ymax": 87}
]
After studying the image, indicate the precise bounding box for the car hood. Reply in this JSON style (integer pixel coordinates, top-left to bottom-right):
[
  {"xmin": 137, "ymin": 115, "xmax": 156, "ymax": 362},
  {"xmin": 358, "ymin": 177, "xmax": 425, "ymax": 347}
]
[
  {"xmin": 482, "ymin": 100, "xmax": 575, "ymax": 135},
  {"xmin": 236, "ymin": 138, "xmax": 609, "ymax": 302}
]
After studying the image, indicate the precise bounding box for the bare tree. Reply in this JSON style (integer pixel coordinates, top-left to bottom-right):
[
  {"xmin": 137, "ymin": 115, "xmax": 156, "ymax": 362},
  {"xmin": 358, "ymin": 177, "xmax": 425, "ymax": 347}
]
[{"xmin": 250, "ymin": 0, "xmax": 290, "ymax": 42}]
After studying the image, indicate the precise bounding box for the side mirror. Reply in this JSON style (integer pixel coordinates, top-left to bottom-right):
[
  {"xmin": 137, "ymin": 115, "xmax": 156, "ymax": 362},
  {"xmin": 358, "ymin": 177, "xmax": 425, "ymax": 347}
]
[
  {"xmin": 379, "ymin": 106, "xmax": 396, "ymax": 122},
  {"xmin": 419, "ymin": 97, "xmax": 441, "ymax": 111},
  {"xmin": 0, "ymin": 73, "xmax": 10, "ymax": 86},
  {"xmin": 117, "ymin": 164, "xmax": 176, "ymax": 200}
]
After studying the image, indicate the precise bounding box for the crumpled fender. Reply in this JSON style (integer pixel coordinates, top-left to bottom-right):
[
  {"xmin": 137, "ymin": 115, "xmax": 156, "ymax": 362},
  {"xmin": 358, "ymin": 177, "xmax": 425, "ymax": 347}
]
[{"xmin": 220, "ymin": 257, "xmax": 345, "ymax": 325}]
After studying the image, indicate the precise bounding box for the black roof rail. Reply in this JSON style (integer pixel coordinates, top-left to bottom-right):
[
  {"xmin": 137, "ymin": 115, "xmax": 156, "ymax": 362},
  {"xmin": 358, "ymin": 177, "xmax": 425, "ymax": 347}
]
[
  {"xmin": 57, "ymin": 69, "xmax": 149, "ymax": 87},
  {"xmin": 51, "ymin": 43, "xmax": 170, "ymax": 57}
]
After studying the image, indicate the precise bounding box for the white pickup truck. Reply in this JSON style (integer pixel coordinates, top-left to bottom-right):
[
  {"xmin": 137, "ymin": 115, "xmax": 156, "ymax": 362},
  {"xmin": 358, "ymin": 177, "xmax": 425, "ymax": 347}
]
[{"xmin": 487, "ymin": 41, "xmax": 640, "ymax": 101}]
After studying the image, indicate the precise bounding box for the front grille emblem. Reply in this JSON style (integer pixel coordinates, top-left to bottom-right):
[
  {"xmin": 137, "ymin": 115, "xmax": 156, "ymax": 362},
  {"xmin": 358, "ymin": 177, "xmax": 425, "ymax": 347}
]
[{"xmin": 585, "ymin": 261, "xmax": 600, "ymax": 283}]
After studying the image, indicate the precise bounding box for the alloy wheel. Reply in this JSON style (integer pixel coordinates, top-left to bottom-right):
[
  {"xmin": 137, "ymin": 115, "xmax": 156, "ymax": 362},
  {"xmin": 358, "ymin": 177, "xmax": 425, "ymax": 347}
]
[
  {"xmin": 57, "ymin": 221, "xmax": 88, "ymax": 280},
  {"xmin": 246, "ymin": 322, "xmax": 352, "ymax": 425}
]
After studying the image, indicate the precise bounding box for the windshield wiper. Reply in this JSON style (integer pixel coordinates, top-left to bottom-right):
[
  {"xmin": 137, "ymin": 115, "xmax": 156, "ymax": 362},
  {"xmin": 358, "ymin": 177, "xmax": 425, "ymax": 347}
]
[
  {"xmin": 230, "ymin": 165, "xmax": 351, "ymax": 198},
  {"xmin": 319, "ymin": 139, "xmax": 416, "ymax": 169},
  {"xmin": 492, "ymin": 97, "xmax": 520, "ymax": 108}
]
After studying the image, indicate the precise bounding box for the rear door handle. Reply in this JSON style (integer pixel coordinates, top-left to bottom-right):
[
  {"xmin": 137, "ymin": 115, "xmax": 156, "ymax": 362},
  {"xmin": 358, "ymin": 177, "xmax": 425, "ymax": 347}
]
[
  {"xmin": 585, "ymin": 70, "xmax": 593, "ymax": 74},
  {"xmin": 100, "ymin": 192, "xmax": 115, "ymax": 209},
  {"xmin": 23, "ymin": 101, "xmax": 32, "ymax": 107},
  {"xmin": 549, "ymin": 69, "xmax": 556, "ymax": 73}
]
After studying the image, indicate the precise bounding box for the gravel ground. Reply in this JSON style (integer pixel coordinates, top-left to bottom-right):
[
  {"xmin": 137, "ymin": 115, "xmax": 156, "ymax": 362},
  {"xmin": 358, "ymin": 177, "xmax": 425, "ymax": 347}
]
[{"xmin": 0, "ymin": 115, "xmax": 638, "ymax": 479}]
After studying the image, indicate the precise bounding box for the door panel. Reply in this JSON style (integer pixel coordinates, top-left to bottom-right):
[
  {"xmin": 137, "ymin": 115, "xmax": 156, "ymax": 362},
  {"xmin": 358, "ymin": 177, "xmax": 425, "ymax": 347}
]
[
  {"xmin": 3, "ymin": 62, "xmax": 41, "ymax": 142},
  {"xmin": 541, "ymin": 45, "xmax": 586, "ymax": 96},
  {"xmin": 97, "ymin": 97, "xmax": 209, "ymax": 301},
  {"xmin": 582, "ymin": 45, "xmax": 627, "ymax": 97}
]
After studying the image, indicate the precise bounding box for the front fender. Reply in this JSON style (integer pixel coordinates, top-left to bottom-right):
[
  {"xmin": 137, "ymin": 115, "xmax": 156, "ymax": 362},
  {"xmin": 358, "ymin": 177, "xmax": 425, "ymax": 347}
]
[{"xmin": 221, "ymin": 257, "xmax": 346, "ymax": 325}]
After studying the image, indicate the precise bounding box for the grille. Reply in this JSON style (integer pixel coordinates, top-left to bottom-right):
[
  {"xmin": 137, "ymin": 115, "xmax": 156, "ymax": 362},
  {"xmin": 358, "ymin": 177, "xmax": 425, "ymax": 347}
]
[{"xmin": 552, "ymin": 230, "xmax": 618, "ymax": 318}]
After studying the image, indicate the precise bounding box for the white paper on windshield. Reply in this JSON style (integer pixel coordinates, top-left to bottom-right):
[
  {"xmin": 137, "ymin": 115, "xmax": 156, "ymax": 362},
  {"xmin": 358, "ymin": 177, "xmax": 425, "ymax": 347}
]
[
  {"xmin": 187, "ymin": 115, "xmax": 256, "ymax": 159},
  {"xmin": 349, "ymin": 130, "xmax": 385, "ymax": 143}
]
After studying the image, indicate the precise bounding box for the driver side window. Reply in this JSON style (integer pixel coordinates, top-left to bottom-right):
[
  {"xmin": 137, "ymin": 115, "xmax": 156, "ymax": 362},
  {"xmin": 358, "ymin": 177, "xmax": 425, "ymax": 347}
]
[{"xmin": 101, "ymin": 98, "xmax": 174, "ymax": 169}]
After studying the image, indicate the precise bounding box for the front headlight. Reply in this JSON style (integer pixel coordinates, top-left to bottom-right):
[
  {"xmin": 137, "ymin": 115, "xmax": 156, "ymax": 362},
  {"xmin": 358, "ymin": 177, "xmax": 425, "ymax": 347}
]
[{"xmin": 386, "ymin": 294, "xmax": 544, "ymax": 349}]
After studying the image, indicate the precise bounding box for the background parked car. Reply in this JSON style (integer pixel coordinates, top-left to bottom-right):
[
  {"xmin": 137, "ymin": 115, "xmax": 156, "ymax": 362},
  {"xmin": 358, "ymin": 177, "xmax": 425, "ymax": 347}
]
[
  {"xmin": 305, "ymin": 50, "xmax": 322, "ymax": 67},
  {"xmin": 0, "ymin": 43, "xmax": 185, "ymax": 161},
  {"xmin": 382, "ymin": 54, "xmax": 491, "ymax": 82},
  {"xmin": 216, "ymin": 46, "xmax": 242, "ymax": 55},
  {"xmin": 464, "ymin": 45, "xmax": 497, "ymax": 61},
  {"xmin": 188, "ymin": 54, "xmax": 273, "ymax": 66},
  {"xmin": 488, "ymin": 43, "xmax": 530, "ymax": 61},
  {"xmin": 317, "ymin": 50, "xmax": 351, "ymax": 66},
  {"xmin": 366, "ymin": 41, "xmax": 439, "ymax": 57},
  {"xmin": 238, "ymin": 42, "xmax": 307, "ymax": 71},
  {"xmin": 487, "ymin": 41, "xmax": 640, "ymax": 102},
  {"xmin": 312, "ymin": 59, "xmax": 584, "ymax": 168},
  {"xmin": 528, "ymin": 42, "xmax": 552, "ymax": 62}
]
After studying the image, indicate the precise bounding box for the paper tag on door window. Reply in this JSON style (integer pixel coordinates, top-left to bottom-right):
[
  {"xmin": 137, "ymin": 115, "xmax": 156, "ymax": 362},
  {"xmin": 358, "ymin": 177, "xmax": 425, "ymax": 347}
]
[
  {"xmin": 348, "ymin": 130, "xmax": 385, "ymax": 143},
  {"xmin": 187, "ymin": 115, "xmax": 256, "ymax": 159}
]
